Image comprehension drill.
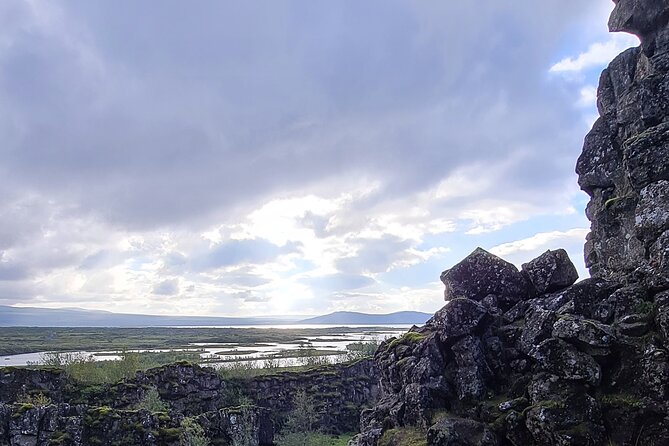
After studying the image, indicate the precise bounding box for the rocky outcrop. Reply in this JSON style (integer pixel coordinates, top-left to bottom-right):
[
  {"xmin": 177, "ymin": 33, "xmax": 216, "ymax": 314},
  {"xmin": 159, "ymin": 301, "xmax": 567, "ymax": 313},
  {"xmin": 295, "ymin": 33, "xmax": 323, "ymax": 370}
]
[
  {"xmin": 0, "ymin": 360, "xmax": 378, "ymax": 445},
  {"xmin": 351, "ymin": 246, "xmax": 669, "ymax": 445},
  {"xmin": 350, "ymin": 4, "xmax": 669, "ymax": 444},
  {"xmin": 0, "ymin": 402, "xmax": 271, "ymax": 446}
]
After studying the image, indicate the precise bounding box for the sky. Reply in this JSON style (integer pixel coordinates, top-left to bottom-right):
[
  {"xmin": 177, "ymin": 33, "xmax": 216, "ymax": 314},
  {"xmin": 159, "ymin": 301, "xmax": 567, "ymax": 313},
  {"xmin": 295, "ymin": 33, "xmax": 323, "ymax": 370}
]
[{"xmin": 0, "ymin": 0, "xmax": 639, "ymax": 317}]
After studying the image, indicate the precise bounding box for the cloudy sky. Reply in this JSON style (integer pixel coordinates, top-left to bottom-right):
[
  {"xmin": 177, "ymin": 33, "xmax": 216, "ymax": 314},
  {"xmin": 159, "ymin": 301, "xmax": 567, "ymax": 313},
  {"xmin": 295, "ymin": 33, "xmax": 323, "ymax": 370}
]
[{"xmin": 0, "ymin": 0, "xmax": 638, "ymax": 317}]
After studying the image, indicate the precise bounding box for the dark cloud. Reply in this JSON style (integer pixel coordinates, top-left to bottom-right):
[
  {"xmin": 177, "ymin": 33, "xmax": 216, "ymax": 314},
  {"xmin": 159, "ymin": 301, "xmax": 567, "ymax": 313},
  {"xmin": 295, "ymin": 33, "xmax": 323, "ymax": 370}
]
[{"xmin": 0, "ymin": 0, "xmax": 601, "ymax": 230}]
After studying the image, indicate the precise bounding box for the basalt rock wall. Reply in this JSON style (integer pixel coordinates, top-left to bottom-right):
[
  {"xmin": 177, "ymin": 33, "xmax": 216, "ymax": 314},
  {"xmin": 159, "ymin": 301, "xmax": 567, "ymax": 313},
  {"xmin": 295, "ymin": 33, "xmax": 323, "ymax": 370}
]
[{"xmin": 577, "ymin": 0, "xmax": 669, "ymax": 285}]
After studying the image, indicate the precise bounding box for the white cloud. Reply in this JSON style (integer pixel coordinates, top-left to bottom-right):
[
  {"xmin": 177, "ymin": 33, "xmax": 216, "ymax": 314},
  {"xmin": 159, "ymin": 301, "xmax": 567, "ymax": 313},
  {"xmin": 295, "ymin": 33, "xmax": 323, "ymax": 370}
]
[
  {"xmin": 488, "ymin": 228, "xmax": 590, "ymax": 280},
  {"xmin": 490, "ymin": 228, "xmax": 588, "ymax": 257},
  {"xmin": 549, "ymin": 34, "xmax": 639, "ymax": 74},
  {"xmin": 577, "ymin": 85, "xmax": 597, "ymax": 108}
]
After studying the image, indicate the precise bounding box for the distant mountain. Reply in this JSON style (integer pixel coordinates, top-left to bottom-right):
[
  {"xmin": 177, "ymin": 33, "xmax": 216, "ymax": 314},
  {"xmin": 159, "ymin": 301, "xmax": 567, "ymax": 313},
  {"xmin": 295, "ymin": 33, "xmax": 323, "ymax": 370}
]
[
  {"xmin": 0, "ymin": 305, "xmax": 298, "ymax": 327},
  {"xmin": 299, "ymin": 311, "xmax": 431, "ymax": 325},
  {"xmin": 0, "ymin": 305, "xmax": 431, "ymax": 327}
]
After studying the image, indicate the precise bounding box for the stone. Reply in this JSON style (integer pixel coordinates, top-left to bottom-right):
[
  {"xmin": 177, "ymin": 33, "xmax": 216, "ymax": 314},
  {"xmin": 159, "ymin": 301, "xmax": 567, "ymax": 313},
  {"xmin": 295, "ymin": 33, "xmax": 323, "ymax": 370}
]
[
  {"xmin": 521, "ymin": 249, "xmax": 579, "ymax": 294},
  {"xmin": 552, "ymin": 315, "xmax": 615, "ymax": 356},
  {"xmin": 427, "ymin": 298, "xmax": 488, "ymax": 342},
  {"xmin": 635, "ymin": 180, "xmax": 669, "ymax": 244},
  {"xmin": 519, "ymin": 308, "xmax": 556, "ymax": 355},
  {"xmin": 529, "ymin": 338, "xmax": 601, "ymax": 386},
  {"xmin": 568, "ymin": 279, "xmax": 619, "ymax": 318},
  {"xmin": 616, "ymin": 314, "xmax": 652, "ymax": 336},
  {"xmin": 656, "ymin": 291, "xmax": 669, "ymax": 347},
  {"xmin": 451, "ymin": 336, "xmax": 491, "ymax": 401},
  {"xmin": 525, "ymin": 373, "xmax": 605, "ymax": 446},
  {"xmin": 440, "ymin": 248, "xmax": 530, "ymax": 308},
  {"xmin": 576, "ymin": 117, "xmax": 621, "ymax": 193},
  {"xmin": 427, "ymin": 417, "xmax": 500, "ymax": 446}
]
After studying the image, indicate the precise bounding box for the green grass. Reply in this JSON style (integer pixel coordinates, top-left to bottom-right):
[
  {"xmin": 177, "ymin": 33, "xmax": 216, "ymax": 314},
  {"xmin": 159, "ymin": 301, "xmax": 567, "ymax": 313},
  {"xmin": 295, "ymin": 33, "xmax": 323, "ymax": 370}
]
[
  {"xmin": 378, "ymin": 427, "xmax": 426, "ymax": 446},
  {"xmin": 276, "ymin": 433, "xmax": 354, "ymax": 446}
]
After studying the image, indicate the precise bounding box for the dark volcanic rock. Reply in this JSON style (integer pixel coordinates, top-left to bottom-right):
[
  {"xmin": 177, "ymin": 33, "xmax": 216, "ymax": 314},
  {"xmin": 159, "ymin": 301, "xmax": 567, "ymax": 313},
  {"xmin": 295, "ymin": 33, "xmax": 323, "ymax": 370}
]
[
  {"xmin": 552, "ymin": 315, "xmax": 615, "ymax": 356},
  {"xmin": 427, "ymin": 417, "xmax": 499, "ymax": 446},
  {"xmin": 427, "ymin": 298, "xmax": 489, "ymax": 342},
  {"xmin": 440, "ymin": 248, "xmax": 530, "ymax": 308},
  {"xmin": 521, "ymin": 249, "xmax": 578, "ymax": 294},
  {"xmin": 529, "ymin": 338, "xmax": 601, "ymax": 386},
  {"xmin": 451, "ymin": 336, "xmax": 491, "ymax": 400},
  {"xmin": 578, "ymin": 0, "xmax": 669, "ymax": 282}
]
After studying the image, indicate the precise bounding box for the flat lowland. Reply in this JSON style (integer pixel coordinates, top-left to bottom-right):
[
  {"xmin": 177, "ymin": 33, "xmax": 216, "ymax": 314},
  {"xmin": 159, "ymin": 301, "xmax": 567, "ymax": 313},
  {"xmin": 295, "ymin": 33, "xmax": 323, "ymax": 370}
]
[{"xmin": 0, "ymin": 326, "xmax": 398, "ymax": 356}]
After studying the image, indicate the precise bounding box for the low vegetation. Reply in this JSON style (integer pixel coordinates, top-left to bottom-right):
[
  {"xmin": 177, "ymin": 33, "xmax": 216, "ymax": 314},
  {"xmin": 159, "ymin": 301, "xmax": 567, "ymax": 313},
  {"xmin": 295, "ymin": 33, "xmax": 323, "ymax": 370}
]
[
  {"xmin": 0, "ymin": 326, "xmax": 391, "ymax": 356},
  {"xmin": 21, "ymin": 336, "xmax": 383, "ymax": 384},
  {"xmin": 276, "ymin": 390, "xmax": 354, "ymax": 446},
  {"xmin": 31, "ymin": 350, "xmax": 203, "ymax": 384},
  {"xmin": 179, "ymin": 417, "xmax": 209, "ymax": 446}
]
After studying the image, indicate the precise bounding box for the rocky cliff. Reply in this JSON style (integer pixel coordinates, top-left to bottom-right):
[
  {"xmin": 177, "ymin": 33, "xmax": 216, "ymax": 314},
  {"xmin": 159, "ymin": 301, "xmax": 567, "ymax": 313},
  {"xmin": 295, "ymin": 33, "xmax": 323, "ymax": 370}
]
[
  {"xmin": 350, "ymin": 2, "xmax": 669, "ymax": 445},
  {"xmin": 578, "ymin": 0, "xmax": 669, "ymax": 285}
]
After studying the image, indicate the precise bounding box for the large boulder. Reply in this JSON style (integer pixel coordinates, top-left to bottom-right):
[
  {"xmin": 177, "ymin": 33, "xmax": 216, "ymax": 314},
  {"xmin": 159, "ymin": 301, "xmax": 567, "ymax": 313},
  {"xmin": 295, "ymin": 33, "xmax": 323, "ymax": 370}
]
[
  {"xmin": 440, "ymin": 248, "xmax": 530, "ymax": 308},
  {"xmin": 521, "ymin": 249, "xmax": 578, "ymax": 294}
]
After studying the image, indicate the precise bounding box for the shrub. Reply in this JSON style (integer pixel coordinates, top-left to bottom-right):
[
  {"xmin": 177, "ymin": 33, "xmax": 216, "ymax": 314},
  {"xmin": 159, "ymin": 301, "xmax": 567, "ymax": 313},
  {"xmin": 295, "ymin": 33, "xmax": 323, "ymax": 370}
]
[
  {"xmin": 135, "ymin": 387, "xmax": 169, "ymax": 413},
  {"xmin": 179, "ymin": 417, "xmax": 209, "ymax": 446},
  {"xmin": 345, "ymin": 339, "xmax": 380, "ymax": 361},
  {"xmin": 17, "ymin": 392, "xmax": 51, "ymax": 407}
]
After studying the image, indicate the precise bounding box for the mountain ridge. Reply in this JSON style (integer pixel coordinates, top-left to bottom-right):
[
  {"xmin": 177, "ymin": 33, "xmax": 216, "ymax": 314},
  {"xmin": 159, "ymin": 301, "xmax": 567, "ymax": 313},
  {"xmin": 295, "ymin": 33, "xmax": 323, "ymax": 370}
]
[
  {"xmin": 0, "ymin": 305, "xmax": 428, "ymax": 327},
  {"xmin": 298, "ymin": 311, "xmax": 431, "ymax": 325}
]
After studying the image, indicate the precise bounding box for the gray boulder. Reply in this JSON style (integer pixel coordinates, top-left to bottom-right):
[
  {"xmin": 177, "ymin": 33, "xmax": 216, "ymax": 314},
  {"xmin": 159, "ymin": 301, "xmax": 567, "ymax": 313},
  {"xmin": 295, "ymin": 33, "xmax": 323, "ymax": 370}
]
[
  {"xmin": 522, "ymin": 249, "xmax": 578, "ymax": 294},
  {"xmin": 440, "ymin": 248, "xmax": 529, "ymax": 308},
  {"xmin": 529, "ymin": 338, "xmax": 601, "ymax": 386}
]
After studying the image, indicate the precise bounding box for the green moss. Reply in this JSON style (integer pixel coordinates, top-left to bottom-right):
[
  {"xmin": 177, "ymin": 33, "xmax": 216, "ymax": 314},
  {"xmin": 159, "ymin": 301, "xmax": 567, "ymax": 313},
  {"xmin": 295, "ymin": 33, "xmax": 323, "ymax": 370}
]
[
  {"xmin": 600, "ymin": 393, "xmax": 644, "ymax": 409},
  {"xmin": 156, "ymin": 427, "xmax": 181, "ymax": 442},
  {"xmin": 11, "ymin": 403, "xmax": 35, "ymax": 417},
  {"xmin": 633, "ymin": 301, "xmax": 654, "ymax": 315},
  {"xmin": 48, "ymin": 431, "xmax": 72, "ymax": 445},
  {"xmin": 430, "ymin": 409, "xmax": 450, "ymax": 424},
  {"xmin": 378, "ymin": 427, "xmax": 427, "ymax": 446},
  {"xmin": 388, "ymin": 332, "xmax": 427, "ymax": 349}
]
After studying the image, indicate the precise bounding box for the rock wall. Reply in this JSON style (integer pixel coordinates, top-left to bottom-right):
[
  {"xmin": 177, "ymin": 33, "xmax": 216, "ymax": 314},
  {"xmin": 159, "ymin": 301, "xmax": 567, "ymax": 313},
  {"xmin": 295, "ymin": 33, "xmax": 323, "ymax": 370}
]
[
  {"xmin": 577, "ymin": 0, "xmax": 669, "ymax": 285},
  {"xmin": 0, "ymin": 402, "xmax": 272, "ymax": 446},
  {"xmin": 0, "ymin": 360, "xmax": 379, "ymax": 445}
]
